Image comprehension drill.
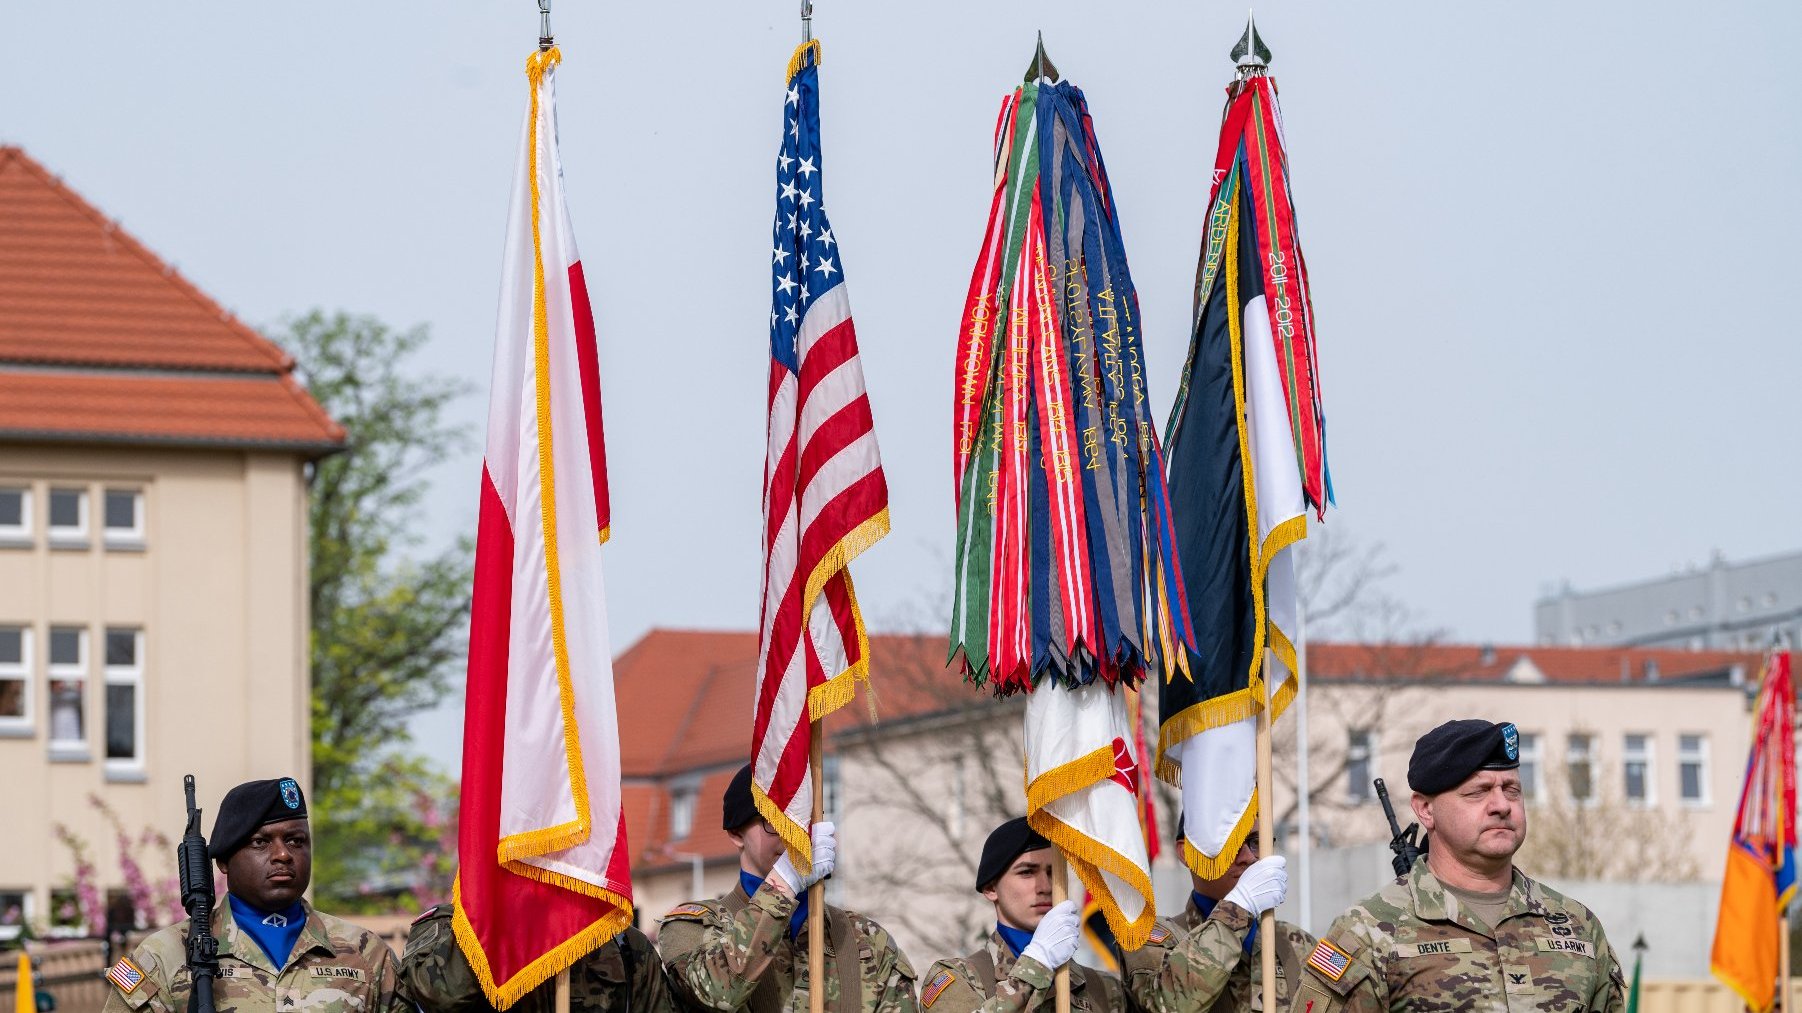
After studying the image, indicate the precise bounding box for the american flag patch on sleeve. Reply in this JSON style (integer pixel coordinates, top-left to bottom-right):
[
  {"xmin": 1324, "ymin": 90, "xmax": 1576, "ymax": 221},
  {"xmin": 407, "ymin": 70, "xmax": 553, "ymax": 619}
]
[
  {"xmin": 107, "ymin": 957, "xmax": 146, "ymax": 993},
  {"xmin": 920, "ymin": 969, "xmax": 956, "ymax": 1008},
  {"xmin": 1307, "ymin": 940, "xmax": 1352, "ymax": 982}
]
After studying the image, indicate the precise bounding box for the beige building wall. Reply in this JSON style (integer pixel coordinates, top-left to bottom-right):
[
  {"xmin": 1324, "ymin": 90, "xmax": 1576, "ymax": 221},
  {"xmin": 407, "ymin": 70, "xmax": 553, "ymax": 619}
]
[{"xmin": 0, "ymin": 444, "xmax": 311, "ymax": 933}]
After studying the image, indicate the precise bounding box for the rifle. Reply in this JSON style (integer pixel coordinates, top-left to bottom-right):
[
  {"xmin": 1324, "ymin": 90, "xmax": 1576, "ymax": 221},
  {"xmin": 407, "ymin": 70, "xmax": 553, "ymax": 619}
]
[
  {"xmin": 178, "ymin": 775, "xmax": 219, "ymax": 1013},
  {"xmin": 1373, "ymin": 778, "xmax": 1423, "ymax": 878}
]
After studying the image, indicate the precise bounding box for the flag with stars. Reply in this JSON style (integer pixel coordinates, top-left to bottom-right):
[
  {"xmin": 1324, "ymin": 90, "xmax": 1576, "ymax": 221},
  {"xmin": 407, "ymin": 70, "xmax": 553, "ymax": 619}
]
[{"xmin": 750, "ymin": 39, "xmax": 890, "ymax": 863}]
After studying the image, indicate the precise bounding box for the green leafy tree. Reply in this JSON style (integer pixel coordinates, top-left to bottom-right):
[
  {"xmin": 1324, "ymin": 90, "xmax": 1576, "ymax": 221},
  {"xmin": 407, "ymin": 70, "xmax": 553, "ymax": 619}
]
[{"xmin": 284, "ymin": 310, "xmax": 473, "ymax": 911}]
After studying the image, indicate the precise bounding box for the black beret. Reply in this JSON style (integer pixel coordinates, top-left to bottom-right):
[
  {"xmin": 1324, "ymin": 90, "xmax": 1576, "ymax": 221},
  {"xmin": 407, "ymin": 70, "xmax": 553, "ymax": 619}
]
[
  {"xmin": 722, "ymin": 763, "xmax": 758, "ymax": 831},
  {"xmin": 1408, "ymin": 720, "xmax": 1520, "ymax": 795},
  {"xmin": 210, "ymin": 777, "xmax": 308, "ymax": 860},
  {"xmin": 976, "ymin": 817, "xmax": 1052, "ymax": 892}
]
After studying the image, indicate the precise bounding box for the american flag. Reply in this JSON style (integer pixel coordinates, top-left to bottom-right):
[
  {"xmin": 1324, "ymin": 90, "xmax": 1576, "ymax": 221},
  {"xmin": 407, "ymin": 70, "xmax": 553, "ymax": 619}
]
[
  {"xmin": 106, "ymin": 958, "xmax": 145, "ymax": 994},
  {"xmin": 750, "ymin": 40, "xmax": 889, "ymax": 862}
]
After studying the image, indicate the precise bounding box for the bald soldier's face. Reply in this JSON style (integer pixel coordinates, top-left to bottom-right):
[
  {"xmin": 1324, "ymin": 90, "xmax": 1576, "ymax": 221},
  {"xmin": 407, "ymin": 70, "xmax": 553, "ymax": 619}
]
[
  {"xmin": 982, "ymin": 848, "xmax": 1055, "ymax": 932},
  {"xmin": 1413, "ymin": 770, "xmax": 1526, "ymax": 872}
]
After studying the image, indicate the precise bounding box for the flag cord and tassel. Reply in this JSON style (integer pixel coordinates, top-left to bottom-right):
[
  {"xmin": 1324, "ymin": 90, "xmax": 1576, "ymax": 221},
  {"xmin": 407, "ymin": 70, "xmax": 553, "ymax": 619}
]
[
  {"xmin": 810, "ymin": 725, "xmax": 827, "ymax": 1013},
  {"xmin": 1256, "ymin": 648, "xmax": 1277, "ymax": 1013},
  {"xmin": 1051, "ymin": 851, "xmax": 1071, "ymax": 1013}
]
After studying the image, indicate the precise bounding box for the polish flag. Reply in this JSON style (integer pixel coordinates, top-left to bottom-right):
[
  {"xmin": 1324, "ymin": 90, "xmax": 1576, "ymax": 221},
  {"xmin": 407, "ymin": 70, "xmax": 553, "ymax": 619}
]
[{"xmin": 453, "ymin": 46, "xmax": 631, "ymax": 1010}]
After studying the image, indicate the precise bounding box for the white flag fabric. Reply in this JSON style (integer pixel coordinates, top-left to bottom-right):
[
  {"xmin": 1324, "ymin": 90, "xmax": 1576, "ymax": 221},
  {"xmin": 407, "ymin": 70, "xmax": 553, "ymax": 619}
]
[
  {"xmin": 1178, "ymin": 286, "xmax": 1307, "ymax": 872},
  {"xmin": 1026, "ymin": 681, "xmax": 1155, "ymax": 949}
]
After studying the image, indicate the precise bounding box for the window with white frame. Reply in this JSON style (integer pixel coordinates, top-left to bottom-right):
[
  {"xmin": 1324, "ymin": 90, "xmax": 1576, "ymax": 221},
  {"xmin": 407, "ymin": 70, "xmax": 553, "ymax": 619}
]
[
  {"xmin": 1517, "ymin": 732, "xmax": 1542, "ymax": 800},
  {"xmin": 0, "ymin": 487, "xmax": 29, "ymax": 546},
  {"xmin": 104, "ymin": 628, "xmax": 143, "ymax": 769},
  {"xmin": 1679, "ymin": 733, "xmax": 1710, "ymax": 805},
  {"xmin": 668, "ymin": 782, "xmax": 697, "ymax": 842},
  {"xmin": 47, "ymin": 626, "xmax": 87, "ymax": 756},
  {"xmin": 47, "ymin": 488, "xmax": 88, "ymax": 548},
  {"xmin": 1623, "ymin": 733, "xmax": 1654, "ymax": 805},
  {"xmin": 1566, "ymin": 733, "xmax": 1596, "ymax": 803},
  {"xmin": 103, "ymin": 489, "xmax": 145, "ymax": 549},
  {"xmin": 822, "ymin": 755, "xmax": 842, "ymax": 823},
  {"xmin": 1346, "ymin": 728, "xmax": 1374, "ymax": 803},
  {"xmin": 0, "ymin": 626, "xmax": 29, "ymax": 734}
]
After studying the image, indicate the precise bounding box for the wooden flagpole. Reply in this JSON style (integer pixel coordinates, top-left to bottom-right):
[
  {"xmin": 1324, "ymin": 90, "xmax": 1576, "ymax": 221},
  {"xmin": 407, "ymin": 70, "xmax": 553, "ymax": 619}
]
[
  {"xmin": 810, "ymin": 723, "xmax": 827, "ymax": 1013},
  {"xmin": 1051, "ymin": 851, "xmax": 1071, "ymax": 1013},
  {"xmin": 1256, "ymin": 649, "xmax": 1277, "ymax": 1013},
  {"xmin": 555, "ymin": 968, "xmax": 570, "ymax": 1013}
]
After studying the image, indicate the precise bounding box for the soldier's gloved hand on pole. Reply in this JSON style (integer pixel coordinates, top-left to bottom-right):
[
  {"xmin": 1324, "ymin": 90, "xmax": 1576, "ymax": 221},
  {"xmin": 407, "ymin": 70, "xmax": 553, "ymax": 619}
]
[
  {"xmin": 1224, "ymin": 855, "xmax": 1288, "ymax": 917},
  {"xmin": 771, "ymin": 820, "xmax": 837, "ymax": 893},
  {"xmin": 1020, "ymin": 899, "xmax": 1081, "ymax": 971}
]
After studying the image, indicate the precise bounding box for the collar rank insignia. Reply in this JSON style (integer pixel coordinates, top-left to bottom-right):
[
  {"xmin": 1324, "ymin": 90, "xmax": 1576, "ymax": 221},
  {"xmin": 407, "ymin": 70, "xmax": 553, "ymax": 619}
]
[
  {"xmin": 921, "ymin": 969, "xmax": 956, "ymax": 1009},
  {"xmin": 1307, "ymin": 940, "xmax": 1353, "ymax": 982},
  {"xmin": 107, "ymin": 957, "xmax": 146, "ymax": 993}
]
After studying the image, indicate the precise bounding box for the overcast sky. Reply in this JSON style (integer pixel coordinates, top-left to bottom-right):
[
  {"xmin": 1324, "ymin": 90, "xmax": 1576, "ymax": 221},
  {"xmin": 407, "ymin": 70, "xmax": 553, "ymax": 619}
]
[{"xmin": 5, "ymin": 2, "xmax": 1798, "ymax": 772}]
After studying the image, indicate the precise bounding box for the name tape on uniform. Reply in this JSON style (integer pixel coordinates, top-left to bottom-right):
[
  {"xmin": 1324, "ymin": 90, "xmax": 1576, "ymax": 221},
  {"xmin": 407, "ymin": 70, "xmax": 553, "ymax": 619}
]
[
  {"xmin": 1535, "ymin": 937, "xmax": 1595, "ymax": 958},
  {"xmin": 1398, "ymin": 939, "xmax": 1474, "ymax": 957},
  {"xmin": 310, "ymin": 967, "xmax": 367, "ymax": 981}
]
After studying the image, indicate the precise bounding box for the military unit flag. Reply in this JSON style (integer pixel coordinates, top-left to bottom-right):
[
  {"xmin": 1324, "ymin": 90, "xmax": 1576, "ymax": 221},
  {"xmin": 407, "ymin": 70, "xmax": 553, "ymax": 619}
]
[
  {"xmin": 454, "ymin": 46, "xmax": 633, "ymax": 1009},
  {"xmin": 1159, "ymin": 35, "xmax": 1331, "ymax": 877},
  {"xmin": 1710, "ymin": 648, "xmax": 1796, "ymax": 1012},
  {"xmin": 952, "ymin": 66, "xmax": 1183, "ymax": 950},
  {"xmin": 750, "ymin": 40, "xmax": 890, "ymax": 864}
]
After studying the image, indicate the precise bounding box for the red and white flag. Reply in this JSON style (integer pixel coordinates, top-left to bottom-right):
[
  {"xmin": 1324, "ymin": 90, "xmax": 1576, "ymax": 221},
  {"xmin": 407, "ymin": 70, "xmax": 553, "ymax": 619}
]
[
  {"xmin": 751, "ymin": 43, "xmax": 890, "ymax": 861},
  {"xmin": 454, "ymin": 47, "xmax": 631, "ymax": 1009}
]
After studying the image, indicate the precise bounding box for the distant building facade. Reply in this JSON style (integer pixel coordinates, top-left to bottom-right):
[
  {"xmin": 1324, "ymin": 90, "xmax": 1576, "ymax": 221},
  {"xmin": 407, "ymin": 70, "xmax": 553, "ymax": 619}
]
[
  {"xmin": 0, "ymin": 147, "xmax": 340, "ymax": 937},
  {"xmin": 616, "ymin": 629, "xmax": 1758, "ymax": 966},
  {"xmin": 1535, "ymin": 549, "xmax": 1802, "ymax": 650}
]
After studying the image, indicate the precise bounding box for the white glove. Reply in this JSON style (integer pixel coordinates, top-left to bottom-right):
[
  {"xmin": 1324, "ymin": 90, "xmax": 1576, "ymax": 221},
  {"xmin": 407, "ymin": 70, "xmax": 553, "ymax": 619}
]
[
  {"xmin": 1223, "ymin": 855, "xmax": 1288, "ymax": 917},
  {"xmin": 770, "ymin": 821, "xmax": 837, "ymax": 893},
  {"xmin": 1019, "ymin": 900, "xmax": 1081, "ymax": 972}
]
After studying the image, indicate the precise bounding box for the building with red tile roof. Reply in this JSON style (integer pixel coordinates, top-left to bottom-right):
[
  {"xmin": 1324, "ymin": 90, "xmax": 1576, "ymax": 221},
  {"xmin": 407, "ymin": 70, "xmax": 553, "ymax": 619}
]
[
  {"xmin": 0, "ymin": 146, "xmax": 339, "ymax": 934},
  {"xmin": 613, "ymin": 628, "xmax": 1762, "ymax": 957}
]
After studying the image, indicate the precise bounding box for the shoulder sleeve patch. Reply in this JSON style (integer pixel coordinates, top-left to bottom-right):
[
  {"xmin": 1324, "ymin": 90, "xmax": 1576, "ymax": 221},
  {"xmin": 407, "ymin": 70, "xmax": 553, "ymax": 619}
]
[
  {"xmin": 107, "ymin": 957, "xmax": 148, "ymax": 994},
  {"xmin": 410, "ymin": 905, "xmax": 441, "ymax": 925},
  {"xmin": 1147, "ymin": 924, "xmax": 1171, "ymax": 944},
  {"xmin": 920, "ymin": 969, "xmax": 957, "ymax": 1009},
  {"xmin": 663, "ymin": 903, "xmax": 712, "ymax": 921},
  {"xmin": 1306, "ymin": 939, "xmax": 1353, "ymax": 982}
]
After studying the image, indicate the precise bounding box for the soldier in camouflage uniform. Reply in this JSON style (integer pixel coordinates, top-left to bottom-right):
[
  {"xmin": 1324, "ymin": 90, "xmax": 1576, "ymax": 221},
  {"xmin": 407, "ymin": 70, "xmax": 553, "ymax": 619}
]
[
  {"xmin": 657, "ymin": 764, "xmax": 918, "ymax": 1013},
  {"xmin": 399, "ymin": 905, "xmax": 673, "ymax": 1013},
  {"xmin": 1293, "ymin": 720, "xmax": 1626, "ymax": 1013},
  {"xmin": 919, "ymin": 817, "xmax": 1123, "ymax": 1013},
  {"xmin": 101, "ymin": 778, "xmax": 404, "ymax": 1013},
  {"xmin": 1120, "ymin": 815, "xmax": 1307, "ymax": 1013}
]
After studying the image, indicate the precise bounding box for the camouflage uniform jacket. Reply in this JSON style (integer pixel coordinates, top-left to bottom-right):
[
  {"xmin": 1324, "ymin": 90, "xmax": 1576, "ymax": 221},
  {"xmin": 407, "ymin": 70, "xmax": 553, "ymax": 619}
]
[
  {"xmin": 918, "ymin": 930, "xmax": 1124, "ymax": 1013},
  {"xmin": 397, "ymin": 905, "xmax": 674, "ymax": 1013},
  {"xmin": 657, "ymin": 880, "xmax": 917, "ymax": 1013},
  {"xmin": 1120, "ymin": 900, "xmax": 1314, "ymax": 1013},
  {"xmin": 1292, "ymin": 861, "xmax": 1625, "ymax": 1013},
  {"xmin": 100, "ymin": 896, "xmax": 403, "ymax": 1013}
]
